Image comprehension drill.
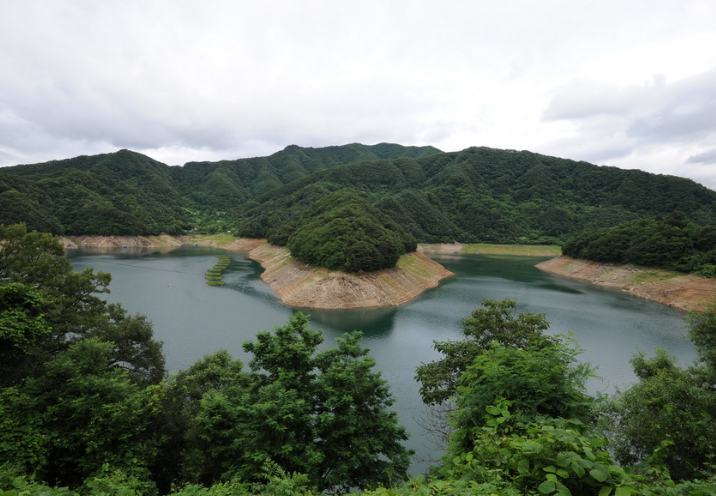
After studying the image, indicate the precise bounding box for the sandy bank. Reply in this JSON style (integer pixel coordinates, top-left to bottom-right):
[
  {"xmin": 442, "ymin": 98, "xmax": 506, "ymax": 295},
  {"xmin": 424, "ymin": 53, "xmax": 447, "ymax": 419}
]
[
  {"xmin": 536, "ymin": 256, "xmax": 716, "ymax": 312},
  {"xmin": 59, "ymin": 234, "xmax": 265, "ymax": 251},
  {"xmin": 59, "ymin": 234, "xmax": 184, "ymax": 249},
  {"xmin": 248, "ymin": 244, "xmax": 454, "ymax": 309}
]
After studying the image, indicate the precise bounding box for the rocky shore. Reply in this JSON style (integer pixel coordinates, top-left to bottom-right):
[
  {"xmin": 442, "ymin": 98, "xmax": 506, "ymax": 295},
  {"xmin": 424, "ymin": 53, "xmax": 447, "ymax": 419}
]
[
  {"xmin": 536, "ymin": 256, "xmax": 716, "ymax": 312},
  {"xmin": 248, "ymin": 243, "xmax": 454, "ymax": 309}
]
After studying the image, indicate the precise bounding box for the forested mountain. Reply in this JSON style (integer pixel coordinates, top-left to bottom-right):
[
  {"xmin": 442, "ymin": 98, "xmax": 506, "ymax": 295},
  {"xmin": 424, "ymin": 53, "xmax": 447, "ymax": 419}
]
[
  {"xmin": 0, "ymin": 150, "xmax": 189, "ymax": 235},
  {"xmin": 0, "ymin": 144, "xmax": 441, "ymax": 235},
  {"xmin": 236, "ymin": 147, "xmax": 716, "ymax": 244},
  {"xmin": 2, "ymin": 143, "xmax": 715, "ymax": 244}
]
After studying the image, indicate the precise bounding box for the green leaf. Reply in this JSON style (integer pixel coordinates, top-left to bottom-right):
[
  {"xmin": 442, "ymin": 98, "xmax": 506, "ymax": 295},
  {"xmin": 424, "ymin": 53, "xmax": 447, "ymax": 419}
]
[
  {"xmin": 615, "ymin": 487, "xmax": 634, "ymax": 496},
  {"xmin": 486, "ymin": 405, "xmax": 503, "ymax": 415},
  {"xmin": 590, "ymin": 468, "xmax": 610, "ymax": 482},
  {"xmin": 556, "ymin": 452, "xmax": 572, "ymax": 467},
  {"xmin": 598, "ymin": 487, "xmax": 613, "ymax": 496},
  {"xmin": 538, "ymin": 481, "xmax": 556, "ymax": 494},
  {"xmin": 523, "ymin": 441, "xmax": 543, "ymax": 453},
  {"xmin": 517, "ymin": 458, "xmax": 530, "ymax": 474}
]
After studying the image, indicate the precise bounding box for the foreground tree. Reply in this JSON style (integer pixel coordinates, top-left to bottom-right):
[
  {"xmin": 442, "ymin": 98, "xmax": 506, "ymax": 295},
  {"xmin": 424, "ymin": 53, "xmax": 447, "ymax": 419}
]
[
  {"xmin": 603, "ymin": 305, "xmax": 716, "ymax": 482},
  {"xmin": 194, "ymin": 313, "xmax": 412, "ymax": 493},
  {"xmin": 1, "ymin": 339, "xmax": 161, "ymax": 491},
  {"xmin": 0, "ymin": 223, "xmax": 165, "ymax": 386},
  {"xmin": 415, "ymin": 298, "xmax": 557, "ymax": 406}
]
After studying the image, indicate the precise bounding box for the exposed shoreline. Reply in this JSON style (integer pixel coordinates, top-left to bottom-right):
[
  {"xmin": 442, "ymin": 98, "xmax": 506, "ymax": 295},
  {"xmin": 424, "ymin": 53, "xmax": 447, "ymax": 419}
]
[
  {"xmin": 59, "ymin": 235, "xmax": 454, "ymax": 309},
  {"xmin": 247, "ymin": 243, "xmax": 454, "ymax": 309},
  {"xmin": 60, "ymin": 236, "xmax": 715, "ymax": 311},
  {"xmin": 536, "ymin": 256, "xmax": 716, "ymax": 312}
]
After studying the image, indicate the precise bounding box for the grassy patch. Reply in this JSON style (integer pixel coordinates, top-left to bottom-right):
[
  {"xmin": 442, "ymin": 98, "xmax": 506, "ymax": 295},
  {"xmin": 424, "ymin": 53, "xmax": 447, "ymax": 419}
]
[
  {"xmin": 458, "ymin": 244, "xmax": 561, "ymax": 256},
  {"xmin": 632, "ymin": 269, "xmax": 683, "ymax": 284},
  {"xmin": 188, "ymin": 233, "xmax": 237, "ymax": 246}
]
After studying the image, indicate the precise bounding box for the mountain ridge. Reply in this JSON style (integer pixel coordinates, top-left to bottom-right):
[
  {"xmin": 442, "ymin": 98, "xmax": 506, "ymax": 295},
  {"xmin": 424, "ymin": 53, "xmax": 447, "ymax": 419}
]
[{"xmin": 1, "ymin": 143, "xmax": 715, "ymax": 244}]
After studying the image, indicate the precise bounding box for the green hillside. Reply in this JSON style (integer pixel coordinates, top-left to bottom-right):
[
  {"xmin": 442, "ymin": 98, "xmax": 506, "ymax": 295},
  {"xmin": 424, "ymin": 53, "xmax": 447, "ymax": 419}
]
[
  {"xmin": 2, "ymin": 143, "xmax": 715, "ymax": 247},
  {"xmin": 236, "ymin": 146, "xmax": 716, "ymax": 244}
]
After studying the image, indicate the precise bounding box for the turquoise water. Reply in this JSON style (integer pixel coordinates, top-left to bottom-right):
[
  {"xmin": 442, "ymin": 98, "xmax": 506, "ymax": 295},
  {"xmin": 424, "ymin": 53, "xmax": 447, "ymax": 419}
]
[{"xmin": 68, "ymin": 246, "xmax": 696, "ymax": 474}]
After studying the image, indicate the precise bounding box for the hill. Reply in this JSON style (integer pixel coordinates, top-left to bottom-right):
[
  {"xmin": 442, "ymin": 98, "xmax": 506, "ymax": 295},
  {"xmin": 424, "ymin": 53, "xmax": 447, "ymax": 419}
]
[
  {"xmin": 2, "ymin": 144, "xmax": 715, "ymax": 246},
  {"xmin": 0, "ymin": 144, "xmax": 441, "ymax": 235},
  {"xmin": 235, "ymin": 146, "xmax": 716, "ymax": 244}
]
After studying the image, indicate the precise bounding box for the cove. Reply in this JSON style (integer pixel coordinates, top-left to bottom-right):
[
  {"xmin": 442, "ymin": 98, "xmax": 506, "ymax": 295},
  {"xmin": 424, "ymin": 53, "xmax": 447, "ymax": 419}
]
[{"xmin": 68, "ymin": 246, "xmax": 697, "ymax": 474}]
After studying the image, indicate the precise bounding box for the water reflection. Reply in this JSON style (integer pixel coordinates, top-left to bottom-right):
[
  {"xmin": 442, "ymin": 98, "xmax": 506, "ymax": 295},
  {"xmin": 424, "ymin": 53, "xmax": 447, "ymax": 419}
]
[{"xmin": 300, "ymin": 306, "xmax": 399, "ymax": 335}]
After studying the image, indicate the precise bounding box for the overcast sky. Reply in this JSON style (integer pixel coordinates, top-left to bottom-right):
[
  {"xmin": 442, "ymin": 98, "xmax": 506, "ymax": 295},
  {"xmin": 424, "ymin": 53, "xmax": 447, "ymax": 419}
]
[{"xmin": 2, "ymin": 1, "xmax": 716, "ymax": 189}]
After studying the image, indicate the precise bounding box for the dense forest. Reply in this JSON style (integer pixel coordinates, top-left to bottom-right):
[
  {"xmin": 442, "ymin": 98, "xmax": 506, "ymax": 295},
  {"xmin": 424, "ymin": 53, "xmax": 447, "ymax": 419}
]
[
  {"xmin": 2, "ymin": 143, "xmax": 716, "ymax": 246},
  {"xmin": 562, "ymin": 213, "xmax": 716, "ymax": 277},
  {"xmin": 2, "ymin": 224, "xmax": 715, "ymax": 495}
]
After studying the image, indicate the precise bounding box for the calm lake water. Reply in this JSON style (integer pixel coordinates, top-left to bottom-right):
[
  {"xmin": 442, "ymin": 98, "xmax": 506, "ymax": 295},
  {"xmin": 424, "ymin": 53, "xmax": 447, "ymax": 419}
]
[{"xmin": 68, "ymin": 246, "xmax": 697, "ymax": 474}]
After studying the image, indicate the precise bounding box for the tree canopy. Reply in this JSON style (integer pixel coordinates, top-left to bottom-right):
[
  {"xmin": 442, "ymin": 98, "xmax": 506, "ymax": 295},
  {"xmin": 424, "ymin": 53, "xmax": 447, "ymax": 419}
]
[
  {"xmin": 268, "ymin": 190, "xmax": 417, "ymax": 273},
  {"xmin": 562, "ymin": 213, "xmax": 716, "ymax": 277}
]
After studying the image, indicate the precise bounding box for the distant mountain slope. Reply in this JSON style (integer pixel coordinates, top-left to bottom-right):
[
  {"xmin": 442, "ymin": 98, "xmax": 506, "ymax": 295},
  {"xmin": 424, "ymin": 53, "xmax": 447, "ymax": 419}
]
[
  {"xmin": 0, "ymin": 149, "xmax": 189, "ymax": 235},
  {"xmin": 0, "ymin": 143, "xmax": 442, "ymax": 235},
  {"xmin": 235, "ymin": 147, "xmax": 716, "ymax": 244},
  {"xmin": 174, "ymin": 143, "xmax": 443, "ymax": 210},
  {"xmin": 1, "ymin": 143, "xmax": 715, "ymax": 242}
]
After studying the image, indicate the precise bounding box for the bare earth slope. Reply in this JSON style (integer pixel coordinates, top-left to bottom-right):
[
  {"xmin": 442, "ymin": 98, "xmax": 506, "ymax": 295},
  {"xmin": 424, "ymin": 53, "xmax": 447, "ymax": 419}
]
[
  {"xmin": 248, "ymin": 243, "xmax": 454, "ymax": 309},
  {"xmin": 536, "ymin": 256, "xmax": 716, "ymax": 312}
]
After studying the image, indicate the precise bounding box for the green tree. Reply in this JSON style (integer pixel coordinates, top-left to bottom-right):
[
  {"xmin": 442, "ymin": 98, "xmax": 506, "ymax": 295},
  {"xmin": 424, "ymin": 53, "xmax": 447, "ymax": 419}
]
[
  {"xmin": 601, "ymin": 305, "xmax": 716, "ymax": 482},
  {"xmin": 193, "ymin": 313, "xmax": 412, "ymax": 493},
  {"xmin": 448, "ymin": 340, "xmax": 595, "ymax": 455},
  {"xmin": 4, "ymin": 339, "xmax": 161, "ymax": 491},
  {"xmin": 156, "ymin": 350, "xmax": 251, "ymax": 488},
  {"xmin": 415, "ymin": 298, "xmax": 557, "ymax": 406},
  {"xmin": 0, "ymin": 224, "xmax": 165, "ymax": 386}
]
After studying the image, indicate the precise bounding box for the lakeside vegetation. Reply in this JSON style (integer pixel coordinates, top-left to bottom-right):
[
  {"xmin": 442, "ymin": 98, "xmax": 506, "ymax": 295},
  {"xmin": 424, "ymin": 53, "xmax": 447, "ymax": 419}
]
[
  {"xmin": 205, "ymin": 256, "xmax": 231, "ymax": 286},
  {"xmin": 2, "ymin": 224, "xmax": 716, "ymax": 495},
  {"xmin": 563, "ymin": 213, "xmax": 716, "ymax": 278}
]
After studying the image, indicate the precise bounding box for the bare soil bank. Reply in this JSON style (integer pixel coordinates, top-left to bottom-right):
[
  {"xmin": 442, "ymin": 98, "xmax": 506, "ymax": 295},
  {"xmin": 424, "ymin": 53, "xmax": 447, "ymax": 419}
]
[
  {"xmin": 61, "ymin": 235, "xmax": 453, "ymax": 309},
  {"xmin": 59, "ymin": 234, "xmax": 264, "ymax": 251},
  {"xmin": 248, "ymin": 243, "xmax": 454, "ymax": 309},
  {"xmin": 536, "ymin": 256, "xmax": 716, "ymax": 312},
  {"xmin": 60, "ymin": 234, "xmax": 184, "ymax": 249}
]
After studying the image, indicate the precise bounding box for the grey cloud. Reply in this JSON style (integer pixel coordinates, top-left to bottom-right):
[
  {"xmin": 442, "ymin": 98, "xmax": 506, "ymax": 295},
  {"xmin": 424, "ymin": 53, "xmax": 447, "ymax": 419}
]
[
  {"xmin": 542, "ymin": 77, "xmax": 663, "ymax": 121},
  {"xmin": 626, "ymin": 69, "xmax": 716, "ymax": 142},
  {"xmin": 687, "ymin": 149, "xmax": 716, "ymax": 165}
]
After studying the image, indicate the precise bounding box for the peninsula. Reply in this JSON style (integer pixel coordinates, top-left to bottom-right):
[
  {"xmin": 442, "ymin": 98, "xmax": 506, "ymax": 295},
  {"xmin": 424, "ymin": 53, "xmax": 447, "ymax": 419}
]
[{"xmin": 248, "ymin": 243, "xmax": 453, "ymax": 309}]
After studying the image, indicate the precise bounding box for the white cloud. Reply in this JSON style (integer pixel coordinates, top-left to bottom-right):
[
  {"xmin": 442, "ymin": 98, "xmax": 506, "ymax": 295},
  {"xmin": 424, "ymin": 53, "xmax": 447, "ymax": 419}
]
[{"xmin": 1, "ymin": 0, "xmax": 715, "ymax": 189}]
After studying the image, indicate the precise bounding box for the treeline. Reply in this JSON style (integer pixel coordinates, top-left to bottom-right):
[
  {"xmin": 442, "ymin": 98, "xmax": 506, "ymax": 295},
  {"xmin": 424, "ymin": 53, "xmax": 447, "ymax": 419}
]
[
  {"xmin": 2, "ymin": 225, "xmax": 715, "ymax": 495},
  {"xmin": 0, "ymin": 150, "xmax": 189, "ymax": 235},
  {"xmin": 3, "ymin": 144, "xmax": 716, "ymax": 245},
  {"xmin": 563, "ymin": 213, "xmax": 716, "ymax": 277},
  {"xmin": 0, "ymin": 144, "xmax": 440, "ymax": 236}
]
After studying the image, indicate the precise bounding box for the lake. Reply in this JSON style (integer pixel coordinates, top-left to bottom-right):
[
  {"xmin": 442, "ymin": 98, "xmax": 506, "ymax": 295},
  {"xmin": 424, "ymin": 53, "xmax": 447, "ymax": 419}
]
[{"xmin": 68, "ymin": 245, "xmax": 697, "ymax": 474}]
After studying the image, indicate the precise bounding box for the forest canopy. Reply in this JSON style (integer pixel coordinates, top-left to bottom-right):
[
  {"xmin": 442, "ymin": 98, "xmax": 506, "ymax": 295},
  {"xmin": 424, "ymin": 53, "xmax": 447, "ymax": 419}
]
[
  {"xmin": 562, "ymin": 212, "xmax": 716, "ymax": 276},
  {"xmin": 2, "ymin": 143, "xmax": 716, "ymax": 246},
  {"xmin": 266, "ymin": 191, "xmax": 417, "ymax": 273}
]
